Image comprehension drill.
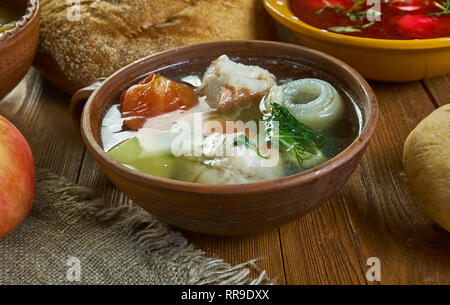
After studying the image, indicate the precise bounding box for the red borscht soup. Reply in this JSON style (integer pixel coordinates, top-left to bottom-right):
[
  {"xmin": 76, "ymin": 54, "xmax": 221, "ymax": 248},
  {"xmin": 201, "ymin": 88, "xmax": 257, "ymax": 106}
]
[{"xmin": 289, "ymin": 0, "xmax": 450, "ymax": 39}]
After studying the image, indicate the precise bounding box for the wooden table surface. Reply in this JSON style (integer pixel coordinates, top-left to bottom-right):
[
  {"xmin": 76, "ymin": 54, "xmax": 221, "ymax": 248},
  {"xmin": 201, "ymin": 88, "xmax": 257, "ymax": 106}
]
[{"xmin": 1, "ymin": 66, "xmax": 449, "ymax": 285}]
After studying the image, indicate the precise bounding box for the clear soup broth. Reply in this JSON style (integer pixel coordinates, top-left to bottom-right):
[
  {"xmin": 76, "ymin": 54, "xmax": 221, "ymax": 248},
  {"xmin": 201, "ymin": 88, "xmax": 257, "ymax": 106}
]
[
  {"xmin": 0, "ymin": 3, "xmax": 20, "ymax": 33},
  {"xmin": 101, "ymin": 56, "xmax": 362, "ymax": 185}
]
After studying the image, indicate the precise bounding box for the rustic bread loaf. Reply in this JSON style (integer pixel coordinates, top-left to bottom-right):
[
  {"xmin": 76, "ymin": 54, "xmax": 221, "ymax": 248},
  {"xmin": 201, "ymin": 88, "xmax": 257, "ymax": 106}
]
[
  {"xmin": 35, "ymin": 0, "xmax": 275, "ymax": 94},
  {"xmin": 403, "ymin": 104, "xmax": 450, "ymax": 232}
]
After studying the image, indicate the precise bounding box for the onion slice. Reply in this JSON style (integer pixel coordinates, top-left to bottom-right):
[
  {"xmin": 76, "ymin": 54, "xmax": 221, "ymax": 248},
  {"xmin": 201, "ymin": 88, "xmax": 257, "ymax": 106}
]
[{"xmin": 261, "ymin": 78, "xmax": 345, "ymax": 130}]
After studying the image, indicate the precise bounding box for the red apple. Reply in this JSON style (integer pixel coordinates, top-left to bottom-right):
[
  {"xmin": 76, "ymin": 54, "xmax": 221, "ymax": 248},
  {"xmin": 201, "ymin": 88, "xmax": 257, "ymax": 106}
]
[{"xmin": 0, "ymin": 115, "xmax": 35, "ymax": 239}]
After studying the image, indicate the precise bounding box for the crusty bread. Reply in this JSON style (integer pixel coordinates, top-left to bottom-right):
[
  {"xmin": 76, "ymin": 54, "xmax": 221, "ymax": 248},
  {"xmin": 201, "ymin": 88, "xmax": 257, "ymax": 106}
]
[
  {"xmin": 403, "ymin": 104, "xmax": 450, "ymax": 232},
  {"xmin": 35, "ymin": 0, "xmax": 275, "ymax": 94}
]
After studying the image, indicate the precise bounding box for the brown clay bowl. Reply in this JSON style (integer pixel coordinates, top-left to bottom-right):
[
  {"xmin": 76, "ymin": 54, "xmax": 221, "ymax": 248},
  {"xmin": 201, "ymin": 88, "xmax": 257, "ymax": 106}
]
[
  {"xmin": 71, "ymin": 41, "xmax": 378, "ymax": 235},
  {"xmin": 0, "ymin": 0, "xmax": 39, "ymax": 101}
]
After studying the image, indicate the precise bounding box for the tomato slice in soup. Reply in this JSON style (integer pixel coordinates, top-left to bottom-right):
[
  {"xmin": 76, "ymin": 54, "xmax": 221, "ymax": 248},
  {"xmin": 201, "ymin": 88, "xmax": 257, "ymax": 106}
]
[{"xmin": 121, "ymin": 73, "xmax": 197, "ymax": 130}]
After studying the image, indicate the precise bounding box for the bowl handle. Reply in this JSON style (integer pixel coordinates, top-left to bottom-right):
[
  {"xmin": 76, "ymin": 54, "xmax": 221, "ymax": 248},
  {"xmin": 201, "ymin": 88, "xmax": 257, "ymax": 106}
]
[{"xmin": 69, "ymin": 78, "xmax": 106, "ymax": 128}]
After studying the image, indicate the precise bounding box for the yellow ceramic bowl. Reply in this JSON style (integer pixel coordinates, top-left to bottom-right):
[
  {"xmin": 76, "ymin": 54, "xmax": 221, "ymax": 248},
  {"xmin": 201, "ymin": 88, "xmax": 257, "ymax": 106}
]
[{"xmin": 263, "ymin": 0, "xmax": 450, "ymax": 82}]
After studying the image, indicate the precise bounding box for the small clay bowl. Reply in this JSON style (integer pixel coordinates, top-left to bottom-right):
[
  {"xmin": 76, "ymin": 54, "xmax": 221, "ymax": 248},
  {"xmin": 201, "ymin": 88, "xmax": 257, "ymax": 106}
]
[
  {"xmin": 71, "ymin": 41, "xmax": 378, "ymax": 235},
  {"xmin": 0, "ymin": 0, "xmax": 40, "ymax": 101}
]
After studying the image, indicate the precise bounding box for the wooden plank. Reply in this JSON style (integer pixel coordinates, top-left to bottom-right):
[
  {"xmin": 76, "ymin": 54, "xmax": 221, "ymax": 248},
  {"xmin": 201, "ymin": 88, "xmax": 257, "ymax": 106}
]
[
  {"xmin": 77, "ymin": 150, "xmax": 132, "ymax": 209},
  {"xmin": 422, "ymin": 73, "xmax": 450, "ymax": 107},
  {"xmin": 279, "ymin": 191, "xmax": 368, "ymax": 284},
  {"xmin": 347, "ymin": 81, "xmax": 450, "ymax": 284},
  {"xmin": 0, "ymin": 68, "xmax": 85, "ymax": 180},
  {"xmin": 183, "ymin": 230, "xmax": 287, "ymax": 284},
  {"xmin": 77, "ymin": 150, "xmax": 287, "ymax": 283},
  {"xmin": 279, "ymin": 81, "xmax": 450, "ymax": 284}
]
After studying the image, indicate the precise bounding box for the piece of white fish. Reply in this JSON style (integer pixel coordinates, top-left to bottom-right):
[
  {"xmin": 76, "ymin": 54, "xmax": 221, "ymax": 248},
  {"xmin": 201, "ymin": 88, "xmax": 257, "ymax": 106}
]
[
  {"xmin": 135, "ymin": 128, "xmax": 284, "ymax": 184},
  {"xmin": 173, "ymin": 133, "xmax": 284, "ymax": 184},
  {"xmin": 197, "ymin": 55, "xmax": 276, "ymax": 114}
]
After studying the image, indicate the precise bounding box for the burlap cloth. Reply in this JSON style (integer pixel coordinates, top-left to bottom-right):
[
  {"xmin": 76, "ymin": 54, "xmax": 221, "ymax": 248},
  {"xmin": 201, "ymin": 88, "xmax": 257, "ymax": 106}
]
[{"xmin": 0, "ymin": 169, "xmax": 269, "ymax": 284}]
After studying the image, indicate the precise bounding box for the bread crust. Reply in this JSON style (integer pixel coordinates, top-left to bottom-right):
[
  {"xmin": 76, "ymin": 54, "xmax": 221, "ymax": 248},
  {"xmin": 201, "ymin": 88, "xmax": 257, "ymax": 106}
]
[
  {"xmin": 403, "ymin": 104, "xmax": 450, "ymax": 232},
  {"xmin": 35, "ymin": 0, "xmax": 275, "ymax": 94}
]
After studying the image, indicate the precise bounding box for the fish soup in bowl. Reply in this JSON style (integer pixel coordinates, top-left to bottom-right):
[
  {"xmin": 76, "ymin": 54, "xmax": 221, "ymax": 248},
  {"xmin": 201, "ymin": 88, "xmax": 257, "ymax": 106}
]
[
  {"xmin": 102, "ymin": 55, "xmax": 362, "ymax": 185},
  {"xmin": 72, "ymin": 41, "xmax": 377, "ymax": 235}
]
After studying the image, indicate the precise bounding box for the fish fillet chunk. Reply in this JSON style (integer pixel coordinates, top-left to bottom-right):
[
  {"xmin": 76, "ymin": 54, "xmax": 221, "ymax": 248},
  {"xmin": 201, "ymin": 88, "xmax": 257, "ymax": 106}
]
[{"xmin": 197, "ymin": 55, "xmax": 276, "ymax": 113}]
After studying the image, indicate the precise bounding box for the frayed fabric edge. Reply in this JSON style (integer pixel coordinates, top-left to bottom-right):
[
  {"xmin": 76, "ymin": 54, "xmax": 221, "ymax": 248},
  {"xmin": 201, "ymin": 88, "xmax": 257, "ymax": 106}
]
[{"xmin": 36, "ymin": 169, "xmax": 273, "ymax": 285}]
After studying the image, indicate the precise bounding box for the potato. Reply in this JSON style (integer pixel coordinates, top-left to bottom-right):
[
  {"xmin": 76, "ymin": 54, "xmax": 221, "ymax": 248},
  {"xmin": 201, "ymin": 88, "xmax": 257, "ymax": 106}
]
[
  {"xmin": 108, "ymin": 137, "xmax": 174, "ymax": 179},
  {"xmin": 403, "ymin": 104, "xmax": 450, "ymax": 232}
]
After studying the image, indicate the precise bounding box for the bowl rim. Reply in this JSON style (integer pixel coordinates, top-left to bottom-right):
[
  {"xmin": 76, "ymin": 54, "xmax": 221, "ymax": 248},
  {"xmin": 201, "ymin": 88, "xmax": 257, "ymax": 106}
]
[
  {"xmin": 80, "ymin": 40, "xmax": 378, "ymax": 195},
  {"xmin": 264, "ymin": 0, "xmax": 450, "ymax": 50},
  {"xmin": 0, "ymin": 0, "xmax": 39, "ymax": 42}
]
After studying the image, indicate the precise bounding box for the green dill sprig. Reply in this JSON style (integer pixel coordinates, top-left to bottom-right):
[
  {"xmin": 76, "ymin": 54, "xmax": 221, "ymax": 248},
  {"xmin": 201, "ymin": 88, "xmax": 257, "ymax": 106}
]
[
  {"xmin": 428, "ymin": 0, "xmax": 450, "ymax": 16},
  {"xmin": 316, "ymin": 0, "xmax": 380, "ymax": 33},
  {"xmin": 361, "ymin": 21, "xmax": 376, "ymax": 28},
  {"xmin": 265, "ymin": 103, "xmax": 328, "ymax": 166},
  {"xmin": 316, "ymin": 0, "xmax": 368, "ymax": 21}
]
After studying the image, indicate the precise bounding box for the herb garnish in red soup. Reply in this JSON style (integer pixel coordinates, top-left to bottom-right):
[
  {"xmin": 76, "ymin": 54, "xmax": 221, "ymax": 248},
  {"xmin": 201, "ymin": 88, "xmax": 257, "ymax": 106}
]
[
  {"xmin": 289, "ymin": 0, "xmax": 450, "ymax": 39},
  {"xmin": 102, "ymin": 55, "xmax": 361, "ymax": 184}
]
